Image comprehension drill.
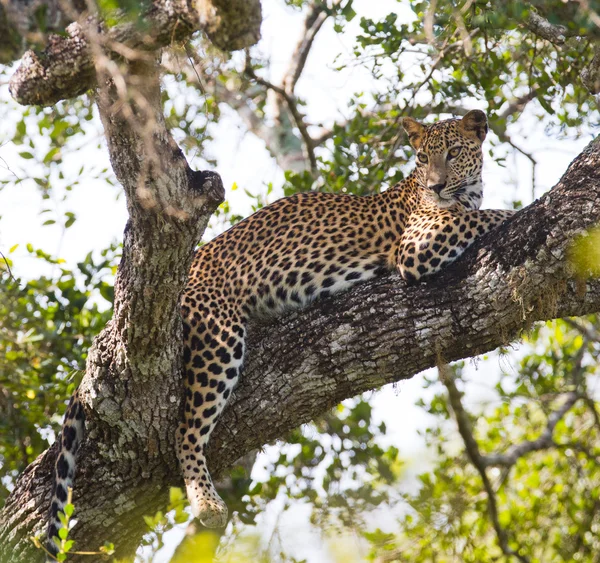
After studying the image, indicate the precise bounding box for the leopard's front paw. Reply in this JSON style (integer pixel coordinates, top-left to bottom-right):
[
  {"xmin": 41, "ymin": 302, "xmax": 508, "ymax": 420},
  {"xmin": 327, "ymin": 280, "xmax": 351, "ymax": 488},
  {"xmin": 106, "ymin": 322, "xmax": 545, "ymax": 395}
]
[{"xmin": 399, "ymin": 267, "xmax": 419, "ymax": 285}]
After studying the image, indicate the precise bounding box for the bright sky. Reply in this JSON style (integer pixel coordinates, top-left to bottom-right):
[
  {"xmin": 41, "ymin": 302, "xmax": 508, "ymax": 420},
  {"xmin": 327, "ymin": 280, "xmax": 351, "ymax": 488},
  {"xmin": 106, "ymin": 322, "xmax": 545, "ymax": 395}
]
[{"xmin": 0, "ymin": 0, "xmax": 595, "ymax": 561}]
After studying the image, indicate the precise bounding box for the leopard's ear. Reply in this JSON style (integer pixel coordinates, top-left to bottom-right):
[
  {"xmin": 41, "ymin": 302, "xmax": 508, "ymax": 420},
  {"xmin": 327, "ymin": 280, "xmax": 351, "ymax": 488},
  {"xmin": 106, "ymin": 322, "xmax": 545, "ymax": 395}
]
[
  {"xmin": 459, "ymin": 110, "xmax": 488, "ymax": 142},
  {"xmin": 402, "ymin": 117, "xmax": 425, "ymax": 150}
]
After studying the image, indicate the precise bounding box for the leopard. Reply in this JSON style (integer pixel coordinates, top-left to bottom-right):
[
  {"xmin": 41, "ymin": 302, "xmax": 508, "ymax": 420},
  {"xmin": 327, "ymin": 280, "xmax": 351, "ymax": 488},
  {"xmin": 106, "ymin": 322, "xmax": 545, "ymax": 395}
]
[{"xmin": 46, "ymin": 110, "xmax": 514, "ymax": 554}]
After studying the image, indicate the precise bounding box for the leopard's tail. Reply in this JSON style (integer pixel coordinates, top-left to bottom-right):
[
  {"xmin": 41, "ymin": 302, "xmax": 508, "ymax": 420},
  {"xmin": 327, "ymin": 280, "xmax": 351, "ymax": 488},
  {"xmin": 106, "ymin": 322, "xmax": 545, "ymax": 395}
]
[{"xmin": 45, "ymin": 391, "xmax": 85, "ymax": 561}]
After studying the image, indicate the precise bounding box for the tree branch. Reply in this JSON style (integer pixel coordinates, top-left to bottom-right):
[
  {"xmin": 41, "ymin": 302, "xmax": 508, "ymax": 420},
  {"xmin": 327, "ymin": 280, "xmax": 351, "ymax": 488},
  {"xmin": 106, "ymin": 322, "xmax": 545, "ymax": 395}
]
[
  {"xmin": 245, "ymin": 64, "xmax": 319, "ymax": 174},
  {"xmin": 239, "ymin": 0, "xmax": 339, "ymax": 177},
  {"xmin": 2, "ymin": 135, "xmax": 600, "ymax": 561},
  {"xmin": 0, "ymin": 52, "xmax": 224, "ymax": 561},
  {"xmin": 164, "ymin": 47, "xmax": 335, "ymax": 173},
  {"xmin": 164, "ymin": 48, "xmax": 308, "ymax": 174},
  {"xmin": 281, "ymin": 1, "xmax": 330, "ymax": 95},
  {"xmin": 498, "ymin": 89, "xmax": 540, "ymax": 120},
  {"xmin": 521, "ymin": 6, "xmax": 571, "ymax": 45},
  {"xmin": 517, "ymin": 4, "xmax": 600, "ymax": 95},
  {"xmin": 7, "ymin": 0, "xmax": 262, "ymax": 106},
  {"xmin": 581, "ymin": 44, "xmax": 600, "ymax": 94},
  {"xmin": 440, "ymin": 365, "xmax": 530, "ymax": 563},
  {"xmin": 0, "ymin": 0, "xmax": 71, "ymax": 63},
  {"xmin": 167, "ymin": 1, "xmax": 335, "ymax": 175},
  {"xmin": 481, "ymin": 392, "xmax": 581, "ymax": 468}
]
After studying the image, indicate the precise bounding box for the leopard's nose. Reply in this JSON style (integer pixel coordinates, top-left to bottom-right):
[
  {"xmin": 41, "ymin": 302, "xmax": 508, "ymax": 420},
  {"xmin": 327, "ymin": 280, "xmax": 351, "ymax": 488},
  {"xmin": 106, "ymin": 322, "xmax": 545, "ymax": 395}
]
[{"xmin": 429, "ymin": 183, "xmax": 446, "ymax": 195}]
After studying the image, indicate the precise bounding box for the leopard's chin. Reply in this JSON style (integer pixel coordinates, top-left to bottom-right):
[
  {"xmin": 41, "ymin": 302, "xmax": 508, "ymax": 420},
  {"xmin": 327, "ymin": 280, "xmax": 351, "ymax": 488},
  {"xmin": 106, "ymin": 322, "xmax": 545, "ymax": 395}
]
[
  {"xmin": 423, "ymin": 190, "xmax": 454, "ymax": 209},
  {"xmin": 432, "ymin": 195, "xmax": 457, "ymax": 209}
]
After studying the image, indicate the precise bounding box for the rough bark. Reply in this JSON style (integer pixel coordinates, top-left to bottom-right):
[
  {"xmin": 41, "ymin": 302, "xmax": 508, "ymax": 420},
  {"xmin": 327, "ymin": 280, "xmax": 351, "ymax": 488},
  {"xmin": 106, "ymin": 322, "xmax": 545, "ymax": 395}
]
[
  {"xmin": 0, "ymin": 0, "xmax": 72, "ymax": 63},
  {"xmin": 0, "ymin": 56, "xmax": 223, "ymax": 562},
  {"xmin": 1, "ymin": 131, "xmax": 600, "ymax": 561},
  {"xmin": 6, "ymin": 0, "xmax": 261, "ymax": 105}
]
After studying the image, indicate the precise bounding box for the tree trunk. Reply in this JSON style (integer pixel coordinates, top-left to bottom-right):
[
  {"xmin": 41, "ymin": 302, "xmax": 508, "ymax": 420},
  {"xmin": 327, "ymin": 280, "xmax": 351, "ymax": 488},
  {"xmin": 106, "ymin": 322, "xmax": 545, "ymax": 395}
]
[
  {"xmin": 1, "ymin": 122, "xmax": 600, "ymax": 560},
  {"xmin": 2, "ymin": 4, "xmax": 600, "ymax": 559}
]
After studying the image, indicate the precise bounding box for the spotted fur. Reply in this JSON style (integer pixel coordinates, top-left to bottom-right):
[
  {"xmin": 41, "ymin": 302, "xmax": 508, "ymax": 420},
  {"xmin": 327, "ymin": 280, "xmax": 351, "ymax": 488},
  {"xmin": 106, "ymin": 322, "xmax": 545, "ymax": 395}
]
[
  {"xmin": 46, "ymin": 393, "xmax": 85, "ymax": 560},
  {"xmin": 178, "ymin": 110, "xmax": 514, "ymax": 526},
  {"xmin": 47, "ymin": 111, "xmax": 514, "ymax": 548}
]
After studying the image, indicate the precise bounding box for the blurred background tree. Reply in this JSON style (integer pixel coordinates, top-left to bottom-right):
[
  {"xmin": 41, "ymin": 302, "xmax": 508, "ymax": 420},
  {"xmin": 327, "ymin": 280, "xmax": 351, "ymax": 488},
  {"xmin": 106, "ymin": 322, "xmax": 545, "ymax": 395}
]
[{"xmin": 1, "ymin": 0, "xmax": 599, "ymax": 561}]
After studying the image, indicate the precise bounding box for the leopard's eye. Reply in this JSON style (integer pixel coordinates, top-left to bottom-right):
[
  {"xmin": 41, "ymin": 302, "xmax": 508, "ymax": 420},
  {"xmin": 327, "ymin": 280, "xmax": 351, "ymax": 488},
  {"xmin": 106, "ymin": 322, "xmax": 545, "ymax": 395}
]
[
  {"xmin": 447, "ymin": 146, "xmax": 462, "ymax": 159},
  {"xmin": 417, "ymin": 153, "xmax": 429, "ymax": 164}
]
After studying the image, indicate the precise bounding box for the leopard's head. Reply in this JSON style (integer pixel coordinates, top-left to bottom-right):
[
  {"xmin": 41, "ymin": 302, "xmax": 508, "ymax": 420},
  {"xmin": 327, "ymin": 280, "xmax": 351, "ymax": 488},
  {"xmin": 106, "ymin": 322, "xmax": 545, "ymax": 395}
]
[{"xmin": 402, "ymin": 110, "xmax": 488, "ymax": 210}]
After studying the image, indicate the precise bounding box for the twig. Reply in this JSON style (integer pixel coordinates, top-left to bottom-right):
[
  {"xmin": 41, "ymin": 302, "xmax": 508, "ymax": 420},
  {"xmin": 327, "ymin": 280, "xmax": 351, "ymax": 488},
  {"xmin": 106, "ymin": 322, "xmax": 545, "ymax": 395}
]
[
  {"xmin": 491, "ymin": 125, "xmax": 537, "ymax": 199},
  {"xmin": 518, "ymin": 3, "xmax": 600, "ymax": 95},
  {"xmin": 311, "ymin": 126, "xmax": 339, "ymax": 147},
  {"xmin": 499, "ymin": 89, "xmax": 540, "ymax": 120},
  {"xmin": 555, "ymin": 441, "xmax": 600, "ymax": 464},
  {"xmin": 0, "ymin": 250, "xmax": 16, "ymax": 282},
  {"xmin": 564, "ymin": 318, "xmax": 600, "ymax": 343},
  {"xmin": 183, "ymin": 42, "xmax": 210, "ymax": 148},
  {"xmin": 242, "ymin": 0, "xmax": 341, "ymax": 176},
  {"xmin": 404, "ymin": 28, "xmax": 479, "ymax": 109},
  {"xmin": 481, "ymin": 326, "xmax": 586, "ymax": 468},
  {"xmin": 0, "ymin": 144, "xmax": 22, "ymax": 182}
]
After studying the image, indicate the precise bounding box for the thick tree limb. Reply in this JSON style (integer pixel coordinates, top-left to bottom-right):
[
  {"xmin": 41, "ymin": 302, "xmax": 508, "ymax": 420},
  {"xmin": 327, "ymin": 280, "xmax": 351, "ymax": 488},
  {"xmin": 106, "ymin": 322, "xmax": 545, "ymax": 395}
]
[
  {"xmin": 1, "ymin": 130, "xmax": 600, "ymax": 561},
  {"xmin": 7, "ymin": 0, "xmax": 261, "ymax": 105},
  {"xmin": 0, "ymin": 53, "xmax": 223, "ymax": 562}
]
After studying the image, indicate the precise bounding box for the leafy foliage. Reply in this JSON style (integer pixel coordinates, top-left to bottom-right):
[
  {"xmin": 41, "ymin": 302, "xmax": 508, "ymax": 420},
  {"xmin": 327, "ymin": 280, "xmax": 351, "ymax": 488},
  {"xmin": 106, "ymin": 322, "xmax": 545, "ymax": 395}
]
[
  {"xmin": 2, "ymin": 0, "xmax": 600, "ymax": 561},
  {"xmin": 0, "ymin": 245, "xmax": 117, "ymax": 502},
  {"xmin": 360, "ymin": 319, "xmax": 600, "ymax": 562},
  {"xmin": 31, "ymin": 489, "xmax": 115, "ymax": 562}
]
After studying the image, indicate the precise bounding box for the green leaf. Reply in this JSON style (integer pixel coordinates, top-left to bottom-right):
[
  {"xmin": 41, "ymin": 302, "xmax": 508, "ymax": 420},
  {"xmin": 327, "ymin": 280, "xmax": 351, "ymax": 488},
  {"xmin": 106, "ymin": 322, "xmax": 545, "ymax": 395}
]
[
  {"xmin": 169, "ymin": 486, "xmax": 184, "ymax": 505},
  {"xmin": 43, "ymin": 147, "xmax": 61, "ymax": 164},
  {"xmin": 64, "ymin": 213, "xmax": 76, "ymax": 229},
  {"xmin": 101, "ymin": 541, "xmax": 115, "ymax": 555}
]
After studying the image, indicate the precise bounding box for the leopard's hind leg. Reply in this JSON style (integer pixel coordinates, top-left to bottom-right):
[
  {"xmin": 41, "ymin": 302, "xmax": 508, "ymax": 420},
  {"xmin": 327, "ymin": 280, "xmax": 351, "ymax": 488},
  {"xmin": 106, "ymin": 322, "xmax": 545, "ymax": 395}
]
[{"xmin": 179, "ymin": 297, "xmax": 246, "ymax": 528}]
